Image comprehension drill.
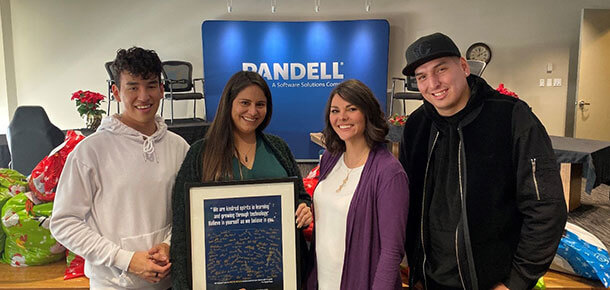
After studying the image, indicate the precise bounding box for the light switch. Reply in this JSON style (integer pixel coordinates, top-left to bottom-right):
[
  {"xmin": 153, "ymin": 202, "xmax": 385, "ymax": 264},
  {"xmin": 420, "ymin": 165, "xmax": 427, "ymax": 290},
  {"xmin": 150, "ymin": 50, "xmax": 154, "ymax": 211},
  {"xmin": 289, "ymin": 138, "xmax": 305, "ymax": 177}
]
[
  {"xmin": 553, "ymin": 78, "xmax": 562, "ymax": 87},
  {"xmin": 547, "ymin": 63, "xmax": 553, "ymax": 73},
  {"xmin": 539, "ymin": 79, "xmax": 545, "ymax": 87},
  {"xmin": 546, "ymin": 78, "xmax": 552, "ymax": 87}
]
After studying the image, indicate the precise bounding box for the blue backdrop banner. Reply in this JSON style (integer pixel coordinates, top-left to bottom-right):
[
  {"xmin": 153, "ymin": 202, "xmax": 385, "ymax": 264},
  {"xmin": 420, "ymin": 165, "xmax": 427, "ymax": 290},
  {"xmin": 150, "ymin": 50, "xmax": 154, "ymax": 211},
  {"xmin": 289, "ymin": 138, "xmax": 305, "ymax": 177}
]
[{"xmin": 202, "ymin": 20, "xmax": 389, "ymax": 159}]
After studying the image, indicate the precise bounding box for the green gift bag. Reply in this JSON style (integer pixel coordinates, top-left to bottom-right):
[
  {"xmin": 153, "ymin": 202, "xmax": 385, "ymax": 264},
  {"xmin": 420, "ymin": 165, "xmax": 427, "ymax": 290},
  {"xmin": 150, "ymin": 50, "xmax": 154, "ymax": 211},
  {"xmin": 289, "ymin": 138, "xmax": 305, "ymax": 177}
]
[
  {"xmin": 0, "ymin": 168, "xmax": 28, "ymax": 260},
  {"xmin": 1, "ymin": 193, "xmax": 64, "ymax": 266}
]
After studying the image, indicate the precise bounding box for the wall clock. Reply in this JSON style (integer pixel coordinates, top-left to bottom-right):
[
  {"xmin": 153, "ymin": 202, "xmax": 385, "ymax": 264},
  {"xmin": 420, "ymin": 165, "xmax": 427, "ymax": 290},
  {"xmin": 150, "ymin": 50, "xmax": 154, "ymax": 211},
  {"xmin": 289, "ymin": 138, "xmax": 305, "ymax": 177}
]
[{"xmin": 466, "ymin": 42, "xmax": 492, "ymax": 64}]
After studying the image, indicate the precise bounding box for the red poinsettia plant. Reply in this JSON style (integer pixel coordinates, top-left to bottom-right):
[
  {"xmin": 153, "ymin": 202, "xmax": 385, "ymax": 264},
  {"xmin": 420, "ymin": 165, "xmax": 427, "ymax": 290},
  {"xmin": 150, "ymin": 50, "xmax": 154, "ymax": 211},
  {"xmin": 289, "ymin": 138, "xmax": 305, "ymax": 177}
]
[
  {"xmin": 388, "ymin": 113, "xmax": 408, "ymax": 126},
  {"xmin": 496, "ymin": 83, "xmax": 519, "ymax": 99},
  {"xmin": 71, "ymin": 90, "xmax": 106, "ymax": 117}
]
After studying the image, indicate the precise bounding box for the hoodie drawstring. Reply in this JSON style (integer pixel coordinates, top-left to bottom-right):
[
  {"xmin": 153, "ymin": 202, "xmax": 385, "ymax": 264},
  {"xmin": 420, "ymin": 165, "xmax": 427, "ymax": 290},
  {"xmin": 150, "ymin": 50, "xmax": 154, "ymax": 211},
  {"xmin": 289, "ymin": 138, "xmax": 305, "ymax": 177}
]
[{"xmin": 142, "ymin": 137, "xmax": 158, "ymax": 162}]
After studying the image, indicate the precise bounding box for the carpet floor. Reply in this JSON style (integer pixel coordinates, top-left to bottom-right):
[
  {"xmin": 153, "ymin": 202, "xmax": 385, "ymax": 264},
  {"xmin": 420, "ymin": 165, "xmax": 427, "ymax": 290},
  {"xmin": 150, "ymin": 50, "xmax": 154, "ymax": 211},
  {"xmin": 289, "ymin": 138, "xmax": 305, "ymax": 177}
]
[{"xmin": 567, "ymin": 182, "xmax": 610, "ymax": 249}]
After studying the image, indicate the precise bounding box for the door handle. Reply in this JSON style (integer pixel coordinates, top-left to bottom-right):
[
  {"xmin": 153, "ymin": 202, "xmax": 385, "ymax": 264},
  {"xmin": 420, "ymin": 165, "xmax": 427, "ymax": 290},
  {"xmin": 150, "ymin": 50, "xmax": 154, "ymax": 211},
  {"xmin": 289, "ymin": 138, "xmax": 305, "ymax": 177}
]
[{"xmin": 576, "ymin": 100, "xmax": 591, "ymax": 109}]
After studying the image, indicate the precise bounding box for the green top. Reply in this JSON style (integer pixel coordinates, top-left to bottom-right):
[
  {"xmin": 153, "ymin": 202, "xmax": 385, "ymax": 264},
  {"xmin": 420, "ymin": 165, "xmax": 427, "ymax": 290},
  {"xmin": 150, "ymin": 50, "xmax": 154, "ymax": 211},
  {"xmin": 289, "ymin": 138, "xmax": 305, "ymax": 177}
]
[{"xmin": 231, "ymin": 135, "xmax": 288, "ymax": 180}]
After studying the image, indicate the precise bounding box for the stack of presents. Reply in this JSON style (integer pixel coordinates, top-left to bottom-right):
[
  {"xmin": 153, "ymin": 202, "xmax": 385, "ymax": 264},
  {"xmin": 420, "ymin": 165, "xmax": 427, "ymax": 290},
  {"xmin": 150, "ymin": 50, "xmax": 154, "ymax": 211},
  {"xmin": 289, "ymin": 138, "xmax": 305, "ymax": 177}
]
[{"xmin": 1, "ymin": 131, "xmax": 85, "ymax": 279}]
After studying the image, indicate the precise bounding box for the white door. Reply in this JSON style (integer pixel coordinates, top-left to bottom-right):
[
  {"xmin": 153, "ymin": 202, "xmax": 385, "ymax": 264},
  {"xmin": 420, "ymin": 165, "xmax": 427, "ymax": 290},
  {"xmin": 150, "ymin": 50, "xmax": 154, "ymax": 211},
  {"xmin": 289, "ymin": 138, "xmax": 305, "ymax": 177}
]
[{"xmin": 574, "ymin": 9, "xmax": 610, "ymax": 141}]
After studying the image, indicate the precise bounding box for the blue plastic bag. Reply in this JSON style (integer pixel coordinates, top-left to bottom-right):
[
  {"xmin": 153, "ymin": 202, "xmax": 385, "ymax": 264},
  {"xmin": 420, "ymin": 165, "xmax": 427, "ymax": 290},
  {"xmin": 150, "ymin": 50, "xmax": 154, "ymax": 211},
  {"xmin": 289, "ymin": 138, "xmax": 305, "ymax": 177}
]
[{"xmin": 552, "ymin": 222, "xmax": 610, "ymax": 287}]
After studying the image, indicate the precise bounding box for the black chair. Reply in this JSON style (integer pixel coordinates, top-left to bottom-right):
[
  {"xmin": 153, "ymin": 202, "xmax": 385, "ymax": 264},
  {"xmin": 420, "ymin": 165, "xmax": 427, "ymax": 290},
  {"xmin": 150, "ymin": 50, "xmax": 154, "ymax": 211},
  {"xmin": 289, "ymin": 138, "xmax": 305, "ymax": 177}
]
[
  {"xmin": 160, "ymin": 61, "xmax": 205, "ymax": 123},
  {"xmin": 6, "ymin": 106, "xmax": 65, "ymax": 175},
  {"xmin": 105, "ymin": 61, "xmax": 121, "ymax": 115},
  {"xmin": 389, "ymin": 76, "xmax": 423, "ymax": 116}
]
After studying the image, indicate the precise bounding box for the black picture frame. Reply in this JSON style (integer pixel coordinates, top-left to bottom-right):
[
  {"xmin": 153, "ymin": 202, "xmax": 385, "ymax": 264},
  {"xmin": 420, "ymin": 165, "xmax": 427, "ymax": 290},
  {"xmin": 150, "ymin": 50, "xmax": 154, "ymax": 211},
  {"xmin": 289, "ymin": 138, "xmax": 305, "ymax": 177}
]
[{"xmin": 185, "ymin": 177, "xmax": 299, "ymax": 290}]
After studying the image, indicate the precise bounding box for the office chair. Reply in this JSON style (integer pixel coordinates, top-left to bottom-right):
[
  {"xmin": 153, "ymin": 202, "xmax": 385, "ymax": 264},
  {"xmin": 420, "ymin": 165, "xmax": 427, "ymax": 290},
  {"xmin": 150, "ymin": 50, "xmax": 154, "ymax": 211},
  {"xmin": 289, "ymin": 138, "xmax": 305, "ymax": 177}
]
[
  {"xmin": 389, "ymin": 76, "xmax": 423, "ymax": 116},
  {"xmin": 160, "ymin": 61, "xmax": 205, "ymax": 123},
  {"xmin": 467, "ymin": 59, "xmax": 487, "ymax": 76},
  {"xmin": 6, "ymin": 106, "xmax": 65, "ymax": 175},
  {"xmin": 105, "ymin": 61, "xmax": 120, "ymax": 115}
]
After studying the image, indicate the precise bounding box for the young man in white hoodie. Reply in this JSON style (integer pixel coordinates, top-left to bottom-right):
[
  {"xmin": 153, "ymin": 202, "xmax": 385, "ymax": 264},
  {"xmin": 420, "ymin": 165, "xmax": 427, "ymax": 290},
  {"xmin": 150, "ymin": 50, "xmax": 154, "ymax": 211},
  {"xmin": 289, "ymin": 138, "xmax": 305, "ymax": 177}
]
[{"xmin": 51, "ymin": 47, "xmax": 189, "ymax": 289}]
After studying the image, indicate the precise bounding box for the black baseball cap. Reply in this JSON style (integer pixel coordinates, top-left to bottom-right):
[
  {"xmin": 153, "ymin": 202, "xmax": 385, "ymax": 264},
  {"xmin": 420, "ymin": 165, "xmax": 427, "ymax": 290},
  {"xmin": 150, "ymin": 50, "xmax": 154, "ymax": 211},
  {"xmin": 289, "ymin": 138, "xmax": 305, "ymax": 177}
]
[{"xmin": 402, "ymin": 32, "xmax": 461, "ymax": 76}]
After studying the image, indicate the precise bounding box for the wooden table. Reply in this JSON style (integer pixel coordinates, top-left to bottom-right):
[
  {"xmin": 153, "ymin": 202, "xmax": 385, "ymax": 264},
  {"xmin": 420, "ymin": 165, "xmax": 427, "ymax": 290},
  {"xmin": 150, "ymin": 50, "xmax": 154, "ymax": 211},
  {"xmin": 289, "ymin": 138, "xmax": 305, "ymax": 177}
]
[
  {"xmin": 400, "ymin": 270, "xmax": 605, "ymax": 289},
  {"xmin": 1, "ymin": 260, "xmax": 603, "ymax": 290},
  {"xmin": 543, "ymin": 270, "xmax": 606, "ymax": 289},
  {"xmin": 0, "ymin": 260, "xmax": 89, "ymax": 289}
]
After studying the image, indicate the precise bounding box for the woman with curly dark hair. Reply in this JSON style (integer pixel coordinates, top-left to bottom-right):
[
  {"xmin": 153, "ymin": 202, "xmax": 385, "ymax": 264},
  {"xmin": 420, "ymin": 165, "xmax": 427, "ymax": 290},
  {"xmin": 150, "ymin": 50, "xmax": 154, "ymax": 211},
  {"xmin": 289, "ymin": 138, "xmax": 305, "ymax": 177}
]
[{"xmin": 306, "ymin": 79, "xmax": 409, "ymax": 290}]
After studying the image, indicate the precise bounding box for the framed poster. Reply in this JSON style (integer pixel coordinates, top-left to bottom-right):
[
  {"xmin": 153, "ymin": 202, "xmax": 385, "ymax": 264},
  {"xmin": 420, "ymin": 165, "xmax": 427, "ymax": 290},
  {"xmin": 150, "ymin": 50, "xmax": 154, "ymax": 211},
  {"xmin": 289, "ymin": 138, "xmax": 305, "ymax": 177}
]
[{"xmin": 186, "ymin": 178, "xmax": 298, "ymax": 289}]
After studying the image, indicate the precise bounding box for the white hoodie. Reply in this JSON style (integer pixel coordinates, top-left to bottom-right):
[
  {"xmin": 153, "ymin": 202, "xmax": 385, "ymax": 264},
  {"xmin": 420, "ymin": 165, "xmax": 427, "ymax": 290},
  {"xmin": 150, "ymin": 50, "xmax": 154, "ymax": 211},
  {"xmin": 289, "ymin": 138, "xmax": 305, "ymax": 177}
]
[{"xmin": 50, "ymin": 115, "xmax": 189, "ymax": 289}]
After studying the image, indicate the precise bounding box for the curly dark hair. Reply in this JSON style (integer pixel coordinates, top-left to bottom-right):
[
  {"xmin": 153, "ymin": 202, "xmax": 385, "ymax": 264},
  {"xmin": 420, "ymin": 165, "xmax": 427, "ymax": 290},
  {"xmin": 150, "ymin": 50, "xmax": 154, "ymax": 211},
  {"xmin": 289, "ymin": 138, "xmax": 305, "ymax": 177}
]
[
  {"xmin": 111, "ymin": 47, "xmax": 162, "ymax": 88},
  {"xmin": 323, "ymin": 79, "xmax": 388, "ymax": 154}
]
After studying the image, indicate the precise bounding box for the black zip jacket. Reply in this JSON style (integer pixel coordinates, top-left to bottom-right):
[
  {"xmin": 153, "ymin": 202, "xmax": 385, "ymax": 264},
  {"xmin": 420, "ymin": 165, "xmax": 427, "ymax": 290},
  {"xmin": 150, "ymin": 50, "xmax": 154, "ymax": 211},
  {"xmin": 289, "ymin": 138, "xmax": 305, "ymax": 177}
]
[{"xmin": 399, "ymin": 75, "xmax": 567, "ymax": 290}]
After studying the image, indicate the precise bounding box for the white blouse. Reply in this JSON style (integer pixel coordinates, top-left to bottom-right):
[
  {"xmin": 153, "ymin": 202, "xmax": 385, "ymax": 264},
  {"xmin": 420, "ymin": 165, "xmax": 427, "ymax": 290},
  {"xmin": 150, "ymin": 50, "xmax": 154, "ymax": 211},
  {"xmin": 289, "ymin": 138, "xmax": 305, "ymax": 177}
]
[{"xmin": 313, "ymin": 153, "xmax": 364, "ymax": 290}]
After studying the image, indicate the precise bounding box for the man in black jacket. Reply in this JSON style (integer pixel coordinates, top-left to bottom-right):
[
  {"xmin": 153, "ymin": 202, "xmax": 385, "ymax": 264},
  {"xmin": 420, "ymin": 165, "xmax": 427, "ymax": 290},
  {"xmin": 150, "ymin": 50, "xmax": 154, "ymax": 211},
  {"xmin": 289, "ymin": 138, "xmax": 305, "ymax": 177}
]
[{"xmin": 399, "ymin": 32, "xmax": 567, "ymax": 290}]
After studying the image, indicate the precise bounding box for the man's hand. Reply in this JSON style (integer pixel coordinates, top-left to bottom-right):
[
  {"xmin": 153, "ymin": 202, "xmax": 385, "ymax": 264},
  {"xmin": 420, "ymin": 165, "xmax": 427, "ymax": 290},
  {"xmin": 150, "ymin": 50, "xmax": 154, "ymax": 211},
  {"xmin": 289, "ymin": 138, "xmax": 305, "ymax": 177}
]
[
  {"xmin": 127, "ymin": 250, "xmax": 171, "ymax": 283},
  {"xmin": 148, "ymin": 243, "xmax": 170, "ymax": 266},
  {"xmin": 295, "ymin": 203, "xmax": 312, "ymax": 229},
  {"xmin": 412, "ymin": 281, "xmax": 424, "ymax": 290},
  {"xmin": 492, "ymin": 282, "xmax": 509, "ymax": 290}
]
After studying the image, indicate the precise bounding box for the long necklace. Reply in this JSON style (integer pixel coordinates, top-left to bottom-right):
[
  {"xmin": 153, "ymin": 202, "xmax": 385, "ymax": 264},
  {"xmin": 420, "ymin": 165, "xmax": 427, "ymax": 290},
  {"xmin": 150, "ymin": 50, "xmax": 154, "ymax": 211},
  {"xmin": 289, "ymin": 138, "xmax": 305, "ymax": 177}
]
[
  {"xmin": 336, "ymin": 152, "xmax": 368, "ymax": 193},
  {"xmin": 236, "ymin": 142, "xmax": 255, "ymax": 180},
  {"xmin": 238, "ymin": 162, "xmax": 244, "ymax": 180},
  {"xmin": 336, "ymin": 167, "xmax": 354, "ymax": 193},
  {"xmin": 236, "ymin": 142, "xmax": 255, "ymax": 163}
]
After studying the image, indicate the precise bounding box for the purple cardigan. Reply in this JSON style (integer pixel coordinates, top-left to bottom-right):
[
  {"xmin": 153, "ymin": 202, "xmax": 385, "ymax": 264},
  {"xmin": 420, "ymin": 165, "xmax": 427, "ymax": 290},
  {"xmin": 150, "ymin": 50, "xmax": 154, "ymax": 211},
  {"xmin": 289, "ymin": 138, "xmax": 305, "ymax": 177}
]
[{"xmin": 306, "ymin": 144, "xmax": 409, "ymax": 290}]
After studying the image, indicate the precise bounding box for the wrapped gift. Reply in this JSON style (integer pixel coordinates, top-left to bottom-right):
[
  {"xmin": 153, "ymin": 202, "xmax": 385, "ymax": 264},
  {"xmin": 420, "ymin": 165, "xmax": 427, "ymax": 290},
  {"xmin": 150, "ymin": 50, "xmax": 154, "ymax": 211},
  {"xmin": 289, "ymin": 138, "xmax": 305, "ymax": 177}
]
[
  {"xmin": 28, "ymin": 130, "xmax": 85, "ymax": 202},
  {"xmin": 0, "ymin": 168, "xmax": 28, "ymax": 260},
  {"xmin": 64, "ymin": 250, "xmax": 85, "ymax": 280},
  {"xmin": 302, "ymin": 165, "xmax": 320, "ymax": 241},
  {"xmin": 1, "ymin": 193, "xmax": 64, "ymax": 266},
  {"xmin": 551, "ymin": 222, "xmax": 610, "ymax": 287}
]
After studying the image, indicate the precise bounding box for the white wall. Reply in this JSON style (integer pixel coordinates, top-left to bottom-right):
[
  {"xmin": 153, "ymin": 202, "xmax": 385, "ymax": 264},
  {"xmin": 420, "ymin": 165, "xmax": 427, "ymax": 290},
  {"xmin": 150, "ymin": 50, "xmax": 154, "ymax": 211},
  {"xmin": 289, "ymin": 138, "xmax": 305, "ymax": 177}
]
[
  {"xmin": 2, "ymin": 0, "xmax": 610, "ymax": 135},
  {"xmin": 0, "ymin": 3, "xmax": 7, "ymax": 133},
  {"xmin": 0, "ymin": 0, "xmax": 13, "ymax": 133}
]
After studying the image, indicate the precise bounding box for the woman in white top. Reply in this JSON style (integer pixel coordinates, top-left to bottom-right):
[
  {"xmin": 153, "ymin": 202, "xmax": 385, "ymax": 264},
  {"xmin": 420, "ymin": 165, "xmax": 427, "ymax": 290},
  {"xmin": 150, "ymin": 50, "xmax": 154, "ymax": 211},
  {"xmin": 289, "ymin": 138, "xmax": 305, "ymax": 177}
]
[{"xmin": 306, "ymin": 79, "xmax": 409, "ymax": 290}]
